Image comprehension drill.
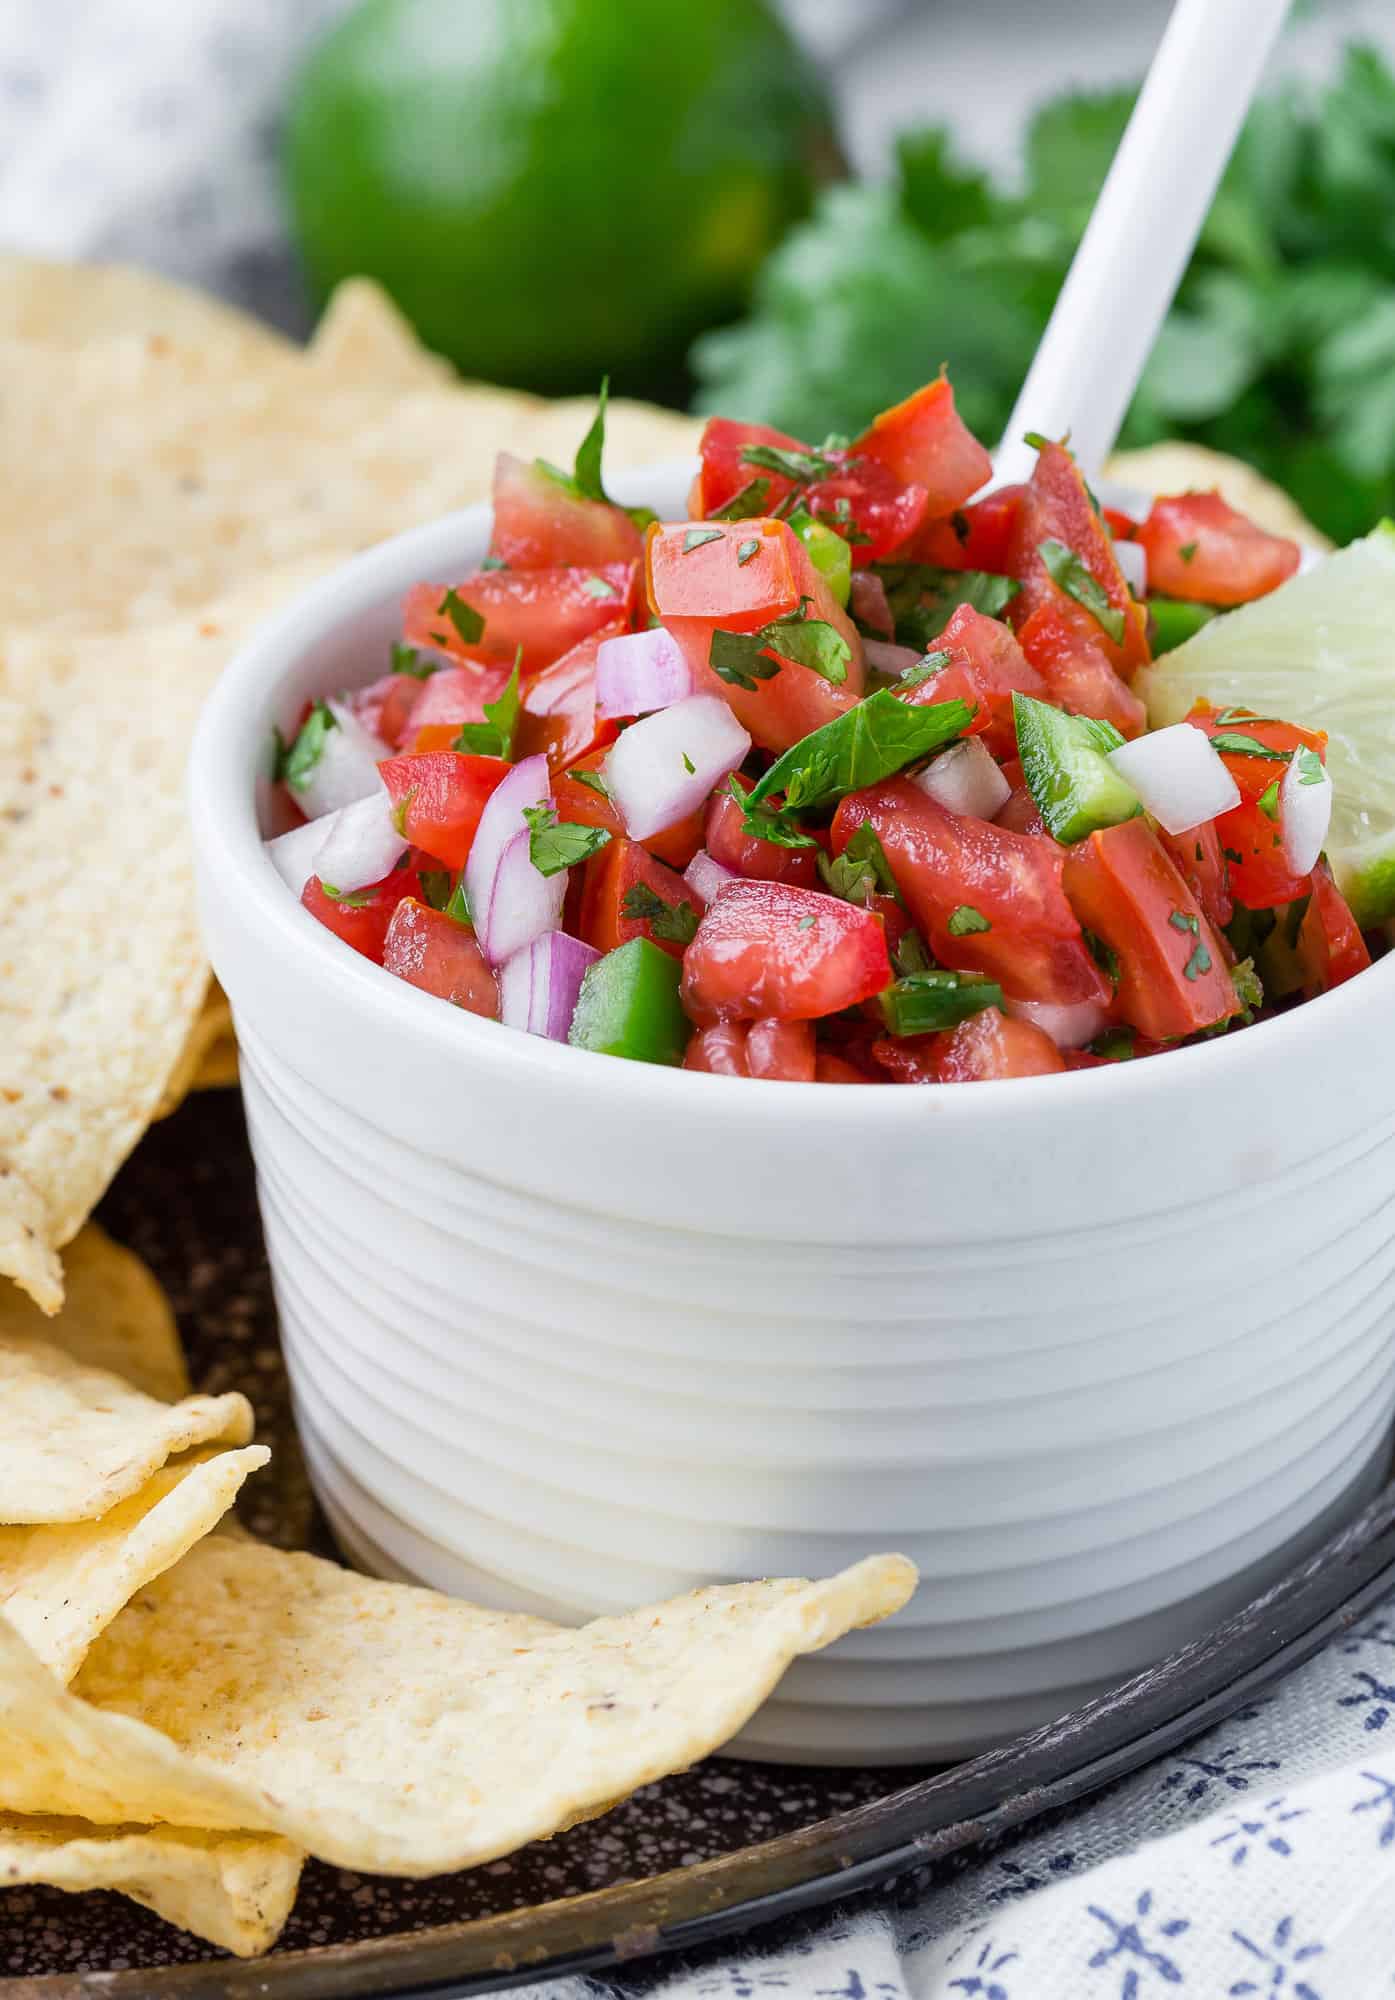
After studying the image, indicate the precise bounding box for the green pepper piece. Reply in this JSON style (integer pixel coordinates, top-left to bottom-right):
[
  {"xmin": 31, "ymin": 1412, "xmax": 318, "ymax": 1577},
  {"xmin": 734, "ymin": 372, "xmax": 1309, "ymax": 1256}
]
[
  {"xmin": 877, "ymin": 969, "xmax": 1003, "ymax": 1037},
  {"xmin": 1148, "ymin": 596, "xmax": 1217, "ymax": 655},
  {"xmin": 1013, "ymin": 691, "xmax": 1142, "ymax": 845},
  {"xmin": 788, "ymin": 510, "xmax": 853, "ymax": 607},
  {"xmin": 568, "ymin": 937, "xmax": 689, "ymax": 1065}
]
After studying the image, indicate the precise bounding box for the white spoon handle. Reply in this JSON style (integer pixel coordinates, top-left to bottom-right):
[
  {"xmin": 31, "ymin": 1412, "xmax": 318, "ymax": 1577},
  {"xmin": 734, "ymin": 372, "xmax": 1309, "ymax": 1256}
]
[{"xmin": 994, "ymin": 0, "xmax": 1291, "ymax": 488}]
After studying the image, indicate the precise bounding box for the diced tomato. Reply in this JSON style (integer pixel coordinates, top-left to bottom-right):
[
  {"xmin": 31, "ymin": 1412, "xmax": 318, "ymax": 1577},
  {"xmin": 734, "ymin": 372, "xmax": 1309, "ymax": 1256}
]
[
  {"xmin": 706, "ymin": 784, "xmax": 818, "ymax": 887},
  {"xmin": 930, "ymin": 1009, "xmax": 1066, "ymax": 1082},
  {"xmin": 489, "ymin": 453, "xmax": 643, "ymax": 570},
  {"xmin": 1137, "ymin": 491, "xmax": 1300, "ymax": 607},
  {"xmin": 301, "ymin": 871, "xmax": 417, "ymax": 965},
  {"xmin": 814, "ymin": 1051, "xmax": 880, "ymax": 1083},
  {"xmin": 1159, "ymin": 819, "xmax": 1233, "ymax": 933},
  {"xmin": 649, "ymin": 519, "xmax": 865, "ymax": 754},
  {"xmin": 870, "ymin": 1034, "xmax": 940, "ymax": 1084},
  {"xmin": 402, "ymin": 564, "xmax": 638, "ymax": 678},
  {"xmin": 1015, "ymin": 601, "xmax": 1146, "ymax": 740},
  {"xmin": 746, "ymin": 1016, "xmax": 817, "ymax": 1082},
  {"xmin": 1187, "ymin": 708, "xmax": 1328, "ymax": 910},
  {"xmin": 345, "ymin": 671, "xmax": 403, "ymax": 744},
  {"xmin": 899, "ymin": 602, "xmax": 1045, "ymax": 758},
  {"xmin": 514, "ymin": 621, "xmax": 623, "ymax": 771},
  {"xmin": 396, "ymin": 664, "xmax": 512, "ymax": 751},
  {"xmin": 381, "ymin": 899, "xmax": 499, "ymax": 1016},
  {"xmin": 1062, "ymin": 819, "xmax": 1238, "ymax": 1040},
  {"xmin": 684, "ymin": 1022, "xmax": 750, "ymax": 1075},
  {"xmin": 378, "ymin": 751, "xmax": 510, "ymax": 871},
  {"xmin": 832, "ymin": 780, "xmax": 1110, "ymax": 1005},
  {"xmin": 996, "ymin": 785, "xmax": 1046, "ymax": 837},
  {"xmin": 910, "ymin": 484, "xmax": 1024, "ymax": 572},
  {"xmin": 690, "ymin": 417, "xmax": 927, "ymax": 562},
  {"xmin": 1008, "ymin": 440, "xmax": 1150, "ymax": 677},
  {"xmin": 681, "ymin": 880, "xmax": 891, "ymax": 1024},
  {"xmin": 578, "ymin": 839, "xmax": 698, "ymax": 962},
  {"xmin": 1297, "ymin": 860, "xmax": 1371, "ymax": 997},
  {"xmin": 691, "ymin": 418, "xmax": 807, "ymax": 519},
  {"xmin": 1103, "ymin": 506, "xmax": 1139, "ymax": 541},
  {"xmin": 553, "ymin": 749, "xmax": 705, "ymax": 870},
  {"xmin": 854, "ymin": 376, "xmax": 993, "ymax": 517}
]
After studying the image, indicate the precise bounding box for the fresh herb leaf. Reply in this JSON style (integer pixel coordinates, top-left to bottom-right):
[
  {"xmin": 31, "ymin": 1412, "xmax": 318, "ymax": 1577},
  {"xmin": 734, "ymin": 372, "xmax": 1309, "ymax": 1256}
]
[
  {"xmin": 892, "ymin": 928, "xmax": 931, "ymax": 976},
  {"xmin": 746, "ymin": 690, "xmax": 972, "ymax": 817},
  {"xmin": 478, "ymin": 554, "xmax": 508, "ymax": 572},
  {"xmin": 522, "ymin": 805, "xmax": 612, "ymax": 877},
  {"xmin": 445, "ymin": 876, "xmax": 473, "ymax": 927},
  {"xmin": 878, "ymin": 969, "xmax": 1002, "ymax": 1036},
  {"xmin": 437, "ymin": 587, "xmax": 485, "ymax": 647},
  {"xmin": 1090, "ymin": 1027, "xmax": 1136, "ymax": 1062},
  {"xmin": 683, "ymin": 527, "xmax": 724, "ymax": 554},
  {"xmin": 797, "ymin": 913, "xmax": 817, "ymax": 931},
  {"xmin": 897, "ymin": 647, "xmax": 952, "ymax": 690},
  {"xmin": 825, "ymin": 494, "xmax": 873, "ymax": 546},
  {"xmin": 1084, "ymin": 929, "xmax": 1120, "ymax": 987},
  {"xmin": 620, "ymin": 882, "xmax": 699, "ymax": 944},
  {"xmin": 708, "ymin": 632, "xmax": 784, "ymax": 692},
  {"xmin": 740, "ymin": 440, "xmax": 847, "ymax": 485},
  {"xmin": 282, "ymin": 701, "xmax": 337, "ymax": 792},
  {"xmin": 1184, "ymin": 938, "xmax": 1213, "ymax": 981},
  {"xmin": 1037, "ymin": 538, "xmax": 1126, "ymax": 646},
  {"xmin": 582, "ymin": 573, "xmax": 619, "ymax": 598},
  {"xmin": 874, "ymin": 562, "xmax": 1021, "ymax": 648},
  {"xmin": 1213, "ymin": 707, "xmax": 1273, "ymax": 725},
  {"xmin": 567, "ymin": 765, "xmax": 612, "ymax": 800},
  {"xmin": 817, "ymin": 821, "xmax": 903, "ymax": 907},
  {"xmin": 1223, "ymin": 845, "xmax": 1245, "ymax": 865},
  {"xmin": 390, "ymin": 785, "xmax": 418, "ymax": 838},
  {"xmin": 726, "ymin": 775, "xmax": 819, "ymax": 850},
  {"xmin": 709, "ymin": 603, "xmax": 851, "ymax": 690},
  {"xmin": 538, "ymin": 377, "xmax": 657, "ymax": 531},
  {"xmin": 681, "ymin": 752, "xmax": 696, "ymax": 775},
  {"xmin": 1168, "ymin": 909, "xmax": 1201, "ymax": 935},
  {"xmin": 453, "ymin": 656, "xmax": 522, "ymax": 760},
  {"xmin": 319, "ymin": 881, "xmax": 375, "ymax": 908},
  {"xmin": 947, "ymin": 904, "xmax": 991, "ymax": 936},
  {"xmin": 1231, "ymin": 956, "xmax": 1264, "ymax": 1021},
  {"xmin": 711, "ymin": 477, "xmax": 773, "ymax": 521},
  {"xmin": 391, "ymin": 642, "xmax": 439, "ymax": 680},
  {"xmin": 418, "ymin": 870, "xmax": 454, "ymax": 911},
  {"xmin": 1257, "ymin": 779, "xmax": 1281, "ymax": 820},
  {"xmin": 1022, "ymin": 430, "xmax": 1051, "ymax": 451},
  {"xmin": 1178, "ymin": 540, "xmax": 1199, "ymax": 563},
  {"xmin": 1295, "ymin": 745, "xmax": 1326, "ymax": 785},
  {"xmin": 736, "ymin": 537, "xmax": 761, "ymax": 566},
  {"xmin": 1208, "ymin": 732, "xmax": 1292, "ymax": 762}
]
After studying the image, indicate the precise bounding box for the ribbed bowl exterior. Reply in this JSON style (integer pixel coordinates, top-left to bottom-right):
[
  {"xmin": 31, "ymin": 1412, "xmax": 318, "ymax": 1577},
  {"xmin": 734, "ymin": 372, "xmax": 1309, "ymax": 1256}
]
[{"xmin": 191, "ymin": 469, "xmax": 1395, "ymax": 1763}]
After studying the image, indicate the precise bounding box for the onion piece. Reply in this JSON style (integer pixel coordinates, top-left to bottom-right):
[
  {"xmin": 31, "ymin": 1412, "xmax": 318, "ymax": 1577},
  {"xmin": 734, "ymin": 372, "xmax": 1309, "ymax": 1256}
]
[
  {"xmin": 914, "ymin": 738, "xmax": 1011, "ymax": 820},
  {"xmin": 863, "ymin": 638, "xmax": 923, "ymax": 680},
  {"xmin": 499, "ymin": 931, "xmax": 600, "ymax": 1041},
  {"xmin": 849, "ymin": 571, "xmax": 894, "ymax": 638},
  {"xmin": 1005, "ymin": 996, "xmax": 1109, "ymax": 1049},
  {"xmin": 683, "ymin": 850, "xmax": 737, "ymax": 906},
  {"xmin": 265, "ymin": 818, "xmax": 328, "ymax": 897},
  {"xmin": 1280, "ymin": 746, "xmax": 1332, "ymax": 878},
  {"xmin": 464, "ymin": 753, "xmax": 552, "ymax": 963},
  {"xmin": 312, "ymin": 787, "xmax": 407, "ymax": 894},
  {"xmin": 595, "ymin": 627, "xmax": 694, "ymax": 719},
  {"xmin": 483, "ymin": 828, "xmax": 566, "ymax": 967},
  {"xmin": 289, "ymin": 699, "xmax": 386, "ymax": 819},
  {"xmin": 602, "ymin": 695, "xmax": 750, "ymax": 841},
  {"xmin": 1112, "ymin": 538, "xmax": 1147, "ymax": 597},
  {"xmin": 1107, "ymin": 724, "xmax": 1238, "ymax": 835}
]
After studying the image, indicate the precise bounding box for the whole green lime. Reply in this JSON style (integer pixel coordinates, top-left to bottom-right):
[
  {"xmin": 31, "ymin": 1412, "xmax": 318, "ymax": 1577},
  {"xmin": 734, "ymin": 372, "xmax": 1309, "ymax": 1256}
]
[{"xmin": 286, "ymin": 0, "xmax": 838, "ymax": 395}]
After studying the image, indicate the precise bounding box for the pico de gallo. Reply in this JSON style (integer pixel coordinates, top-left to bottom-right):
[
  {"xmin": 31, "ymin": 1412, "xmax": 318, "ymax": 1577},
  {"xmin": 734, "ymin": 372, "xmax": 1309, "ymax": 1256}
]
[{"xmin": 266, "ymin": 375, "xmax": 1377, "ymax": 1084}]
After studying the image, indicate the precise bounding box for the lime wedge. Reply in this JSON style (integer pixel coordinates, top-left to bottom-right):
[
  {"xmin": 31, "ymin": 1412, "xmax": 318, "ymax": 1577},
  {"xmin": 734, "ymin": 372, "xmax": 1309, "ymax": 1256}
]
[{"xmin": 1138, "ymin": 522, "xmax": 1395, "ymax": 922}]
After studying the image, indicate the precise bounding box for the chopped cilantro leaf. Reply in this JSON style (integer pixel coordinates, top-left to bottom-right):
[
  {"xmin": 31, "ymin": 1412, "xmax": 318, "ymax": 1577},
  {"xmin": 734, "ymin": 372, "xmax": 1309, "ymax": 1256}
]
[
  {"xmin": 892, "ymin": 928, "xmax": 931, "ymax": 976},
  {"xmin": 873, "ymin": 561, "xmax": 1020, "ymax": 648},
  {"xmin": 391, "ymin": 642, "xmax": 439, "ymax": 680},
  {"xmin": 1231, "ymin": 956, "xmax": 1263, "ymax": 1021},
  {"xmin": 445, "ymin": 876, "xmax": 473, "ymax": 927},
  {"xmin": 1208, "ymin": 732, "xmax": 1292, "ymax": 761},
  {"xmin": 711, "ymin": 477, "xmax": 772, "ymax": 521},
  {"xmin": 1257, "ymin": 779, "xmax": 1281, "ymax": 820},
  {"xmin": 726, "ymin": 774, "xmax": 819, "ymax": 850},
  {"xmin": 478, "ymin": 554, "xmax": 507, "ymax": 572},
  {"xmin": 567, "ymin": 766, "xmax": 612, "ymax": 800},
  {"xmin": 620, "ymin": 882, "xmax": 699, "ymax": 944},
  {"xmin": 537, "ymin": 377, "xmax": 656, "ymax": 531},
  {"xmin": 453, "ymin": 655, "xmax": 522, "ymax": 760},
  {"xmin": 1089, "ymin": 1027, "xmax": 1136, "ymax": 1062},
  {"xmin": 582, "ymin": 573, "xmax": 619, "ymax": 599},
  {"xmin": 1184, "ymin": 938, "xmax": 1213, "ymax": 981},
  {"xmin": 1295, "ymin": 746, "xmax": 1326, "ymax": 785},
  {"xmin": 709, "ymin": 602, "xmax": 850, "ymax": 691},
  {"xmin": 681, "ymin": 751, "xmax": 696, "ymax": 775},
  {"xmin": 1037, "ymin": 538, "xmax": 1125, "ymax": 646},
  {"xmin": 1022, "ymin": 431, "xmax": 1051, "ymax": 451},
  {"xmin": 1223, "ymin": 845, "xmax": 1245, "ymax": 865},
  {"xmin": 1178, "ymin": 541, "xmax": 1198, "ymax": 563},
  {"xmin": 797, "ymin": 914, "xmax": 817, "ymax": 931},
  {"xmin": 1084, "ymin": 928, "xmax": 1120, "ymax": 986},
  {"xmin": 683, "ymin": 527, "xmax": 723, "ymax": 554},
  {"xmin": 418, "ymin": 870, "xmax": 453, "ymax": 911},
  {"xmin": 947, "ymin": 904, "xmax": 991, "ymax": 936},
  {"xmin": 282, "ymin": 701, "xmax": 337, "ymax": 792},
  {"xmin": 1168, "ymin": 909, "xmax": 1201, "ymax": 934},
  {"xmin": 818, "ymin": 821, "xmax": 902, "ymax": 907},
  {"xmin": 746, "ymin": 689, "xmax": 972, "ymax": 819},
  {"xmin": 898, "ymin": 647, "xmax": 952, "ymax": 690},
  {"xmin": 740, "ymin": 440, "xmax": 846, "ymax": 485},
  {"xmin": 522, "ymin": 805, "xmax": 612, "ymax": 877},
  {"xmin": 319, "ymin": 881, "xmax": 375, "ymax": 908},
  {"xmin": 736, "ymin": 537, "xmax": 761, "ymax": 566},
  {"xmin": 437, "ymin": 587, "xmax": 485, "ymax": 647}
]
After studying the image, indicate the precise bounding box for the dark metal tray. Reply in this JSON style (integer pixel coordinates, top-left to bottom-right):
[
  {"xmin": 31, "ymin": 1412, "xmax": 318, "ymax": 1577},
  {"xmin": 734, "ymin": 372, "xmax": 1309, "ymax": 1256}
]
[{"xmin": 7, "ymin": 1091, "xmax": 1393, "ymax": 1997}]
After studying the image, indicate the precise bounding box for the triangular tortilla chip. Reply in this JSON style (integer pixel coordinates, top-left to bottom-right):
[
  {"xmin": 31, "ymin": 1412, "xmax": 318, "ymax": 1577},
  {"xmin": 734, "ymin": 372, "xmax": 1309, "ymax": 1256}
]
[
  {"xmin": 154, "ymin": 986, "xmax": 235, "ymax": 1121},
  {"xmin": 0, "ymin": 1813, "xmax": 302, "ymax": 1958},
  {"xmin": 0, "ymin": 1222, "xmax": 188, "ymax": 1403},
  {"xmin": 1, "ymin": 1447, "xmax": 268, "ymax": 1680},
  {"xmin": 306, "ymin": 277, "xmax": 456, "ymax": 390},
  {"xmin": 0, "ymin": 1544, "xmax": 915, "ymax": 1874}
]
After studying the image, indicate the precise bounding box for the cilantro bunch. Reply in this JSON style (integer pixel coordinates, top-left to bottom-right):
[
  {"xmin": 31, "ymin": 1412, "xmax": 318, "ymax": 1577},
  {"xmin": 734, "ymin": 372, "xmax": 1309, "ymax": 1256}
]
[{"xmin": 692, "ymin": 44, "xmax": 1395, "ymax": 542}]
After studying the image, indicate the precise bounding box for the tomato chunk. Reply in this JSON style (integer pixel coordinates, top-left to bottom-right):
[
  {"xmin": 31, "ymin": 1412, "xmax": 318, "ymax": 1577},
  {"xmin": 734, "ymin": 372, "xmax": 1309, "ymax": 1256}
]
[
  {"xmin": 1297, "ymin": 860, "xmax": 1371, "ymax": 997},
  {"xmin": 691, "ymin": 417, "xmax": 927, "ymax": 562},
  {"xmin": 910, "ymin": 484, "xmax": 1024, "ymax": 572},
  {"xmin": 578, "ymin": 839, "xmax": 699, "ymax": 962},
  {"xmin": 854, "ymin": 376, "xmax": 993, "ymax": 517},
  {"xmin": 746, "ymin": 1016, "xmax": 817, "ymax": 1081},
  {"xmin": 301, "ymin": 871, "xmax": 416, "ymax": 965},
  {"xmin": 395, "ymin": 664, "xmax": 512, "ymax": 750},
  {"xmin": 691, "ymin": 419, "xmax": 807, "ymax": 519},
  {"xmin": 706, "ymin": 783, "xmax": 817, "ymax": 887},
  {"xmin": 1015, "ymin": 601, "xmax": 1146, "ymax": 740},
  {"xmin": 515, "ymin": 621, "xmax": 623, "ymax": 771},
  {"xmin": 931, "ymin": 1009, "xmax": 1066, "ymax": 1081},
  {"xmin": 683, "ymin": 1022, "xmax": 750, "ymax": 1075},
  {"xmin": 899, "ymin": 602, "xmax": 1045, "ymax": 758},
  {"xmin": 1062, "ymin": 819, "xmax": 1238, "ymax": 1040},
  {"xmin": 832, "ymin": 780, "xmax": 1109, "ymax": 1005},
  {"xmin": 1187, "ymin": 708, "xmax": 1327, "ymax": 910},
  {"xmin": 1137, "ymin": 492, "xmax": 1300, "ymax": 607},
  {"xmin": 489, "ymin": 453, "xmax": 643, "ymax": 570},
  {"xmin": 378, "ymin": 751, "xmax": 510, "ymax": 871},
  {"xmin": 1008, "ymin": 440, "xmax": 1150, "ymax": 677},
  {"xmin": 1159, "ymin": 819, "xmax": 1233, "ymax": 934},
  {"xmin": 681, "ymin": 880, "xmax": 891, "ymax": 1024},
  {"xmin": 403, "ymin": 564, "xmax": 638, "ymax": 677},
  {"xmin": 381, "ymin": 899, "xmax": 499, "ymax": 1016}
]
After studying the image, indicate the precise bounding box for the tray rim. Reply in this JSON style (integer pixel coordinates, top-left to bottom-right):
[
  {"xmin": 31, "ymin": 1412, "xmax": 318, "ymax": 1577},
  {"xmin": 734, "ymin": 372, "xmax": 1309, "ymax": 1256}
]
[{"xmin": 18, "ymin": 1455, "xmax": 1395, "ymax": 2000}]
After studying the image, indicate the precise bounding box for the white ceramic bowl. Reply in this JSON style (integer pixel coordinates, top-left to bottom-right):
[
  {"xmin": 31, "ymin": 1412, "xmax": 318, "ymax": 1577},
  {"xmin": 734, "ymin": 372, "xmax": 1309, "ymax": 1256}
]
[{"xmin": 190, "ymin": 462, "xmax": 1395, "ymax": 1764}]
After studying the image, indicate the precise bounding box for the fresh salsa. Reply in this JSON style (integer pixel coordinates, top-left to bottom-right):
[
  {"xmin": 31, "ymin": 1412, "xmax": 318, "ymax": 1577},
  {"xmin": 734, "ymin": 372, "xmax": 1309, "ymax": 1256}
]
[{"xmin": 266, "ymin": 375, "xmax": 1376, "ymax": 1085}]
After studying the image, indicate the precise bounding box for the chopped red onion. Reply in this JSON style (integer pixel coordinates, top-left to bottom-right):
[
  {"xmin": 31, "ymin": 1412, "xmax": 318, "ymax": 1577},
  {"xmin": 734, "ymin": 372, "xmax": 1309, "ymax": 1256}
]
[
  {"xmin": 1280, "ymin": 746, "xmax": 1332, "ymax": 877},
  {"xmin": 483, "ymin": 829, "xmax": 567, "ymax": 967},
  {"xmin": 683, "ymin": 850, "xmax": 737, "ymax": 906},
  {"xmin": 914, "ymin": 738, "xmax": 1011, "ymax": 820},
  {"xmin": 465, "ymin": 754, "xmax": 555, "ymax": 964},
  {"xmin": 595, "ymin": 627, "xmax": 694, "ymax": 719},
  {"xmin": 289, "ymin": 699, "xmax": 386, "ymax": 819},
  {"xmin": 266, "ymin": 818, "xmax": 329, "ymax": 896},
  {"xmin": 499, "ymin": 931, "xmax": 600, "ymax": 1041},
  {"xmin": 1113, "ymin": 538, "xmax": 1147, "ymax": 597},
  {"xmin": 602, "ymin": 696, "xmax": 751, "ymax": 840},
  {"xmin": 1005, "ymin": 996, "xmax": 1109, "ymax": 1049},
  {"xmin": 849, "ymin": 571, "xmax": 894, "ymax": 638},
  {"xmin": 312, "ymin": 787, "xmax": 407, "ymax": 893},
  {"xmin": 1108, "ymin": 725, "xmax": 1237, "ymax": 834},
  {"xmin": 863, "ymin": 639, "xmax": 923, "ymax": 680}
]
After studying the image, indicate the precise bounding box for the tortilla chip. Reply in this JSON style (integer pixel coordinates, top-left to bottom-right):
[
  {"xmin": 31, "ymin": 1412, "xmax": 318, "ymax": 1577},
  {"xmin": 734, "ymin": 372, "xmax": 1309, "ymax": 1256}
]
[
  {"xmin": 0, "ymin": 1545, "xmax": 915, "ymax": 1874},
  {"xmin": 192, "ymin": 1031, "xmax": 240, "ymax": 1094},
  {"xmin": 0, "ymin": 257, "xmax": 294, "ymax": 370},
  {"xmin": 154, "ymin": 985, "xmax": 235, "ymax": 1121},
  {"xmin": 1105, "ymin": 442, "xmax": 1331, "ymax": 548},
  {"xmin": 307, "ymin": 277, "xmax": 456, "ymax": 390},
  {"xmin": 0, "ymin": 1221, "xmax": 187, "ymax": 1402},
  {"xmin": 0, "ymin": 1342, "xmax": 252, "ymax": 1524},
  {"xmin": 0, "ymin": 1814, "xmax": 302, "ymax": 1957},
  {"xmin": 1, "ymin": 1447, "xmax": 268, "ymax": 1682}
]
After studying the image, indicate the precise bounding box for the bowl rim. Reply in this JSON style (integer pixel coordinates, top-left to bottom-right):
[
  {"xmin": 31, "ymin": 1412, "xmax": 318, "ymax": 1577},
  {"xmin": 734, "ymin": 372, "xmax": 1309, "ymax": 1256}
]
[{"xmin": 188, "ymin": 457, "xmax": 1395, "ymax": 1125}]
